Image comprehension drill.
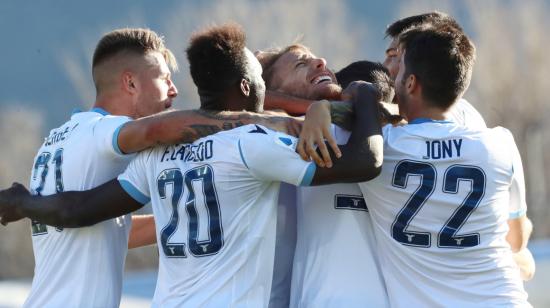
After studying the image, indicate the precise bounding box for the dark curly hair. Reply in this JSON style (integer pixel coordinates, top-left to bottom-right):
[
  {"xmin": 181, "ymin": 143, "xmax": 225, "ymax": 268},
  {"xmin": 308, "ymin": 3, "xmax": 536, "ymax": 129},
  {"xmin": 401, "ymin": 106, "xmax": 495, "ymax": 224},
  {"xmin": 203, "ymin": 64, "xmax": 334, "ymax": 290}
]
[{"xmin": 186, "ymin": 23, "xmax": 249, "ymax": 109}]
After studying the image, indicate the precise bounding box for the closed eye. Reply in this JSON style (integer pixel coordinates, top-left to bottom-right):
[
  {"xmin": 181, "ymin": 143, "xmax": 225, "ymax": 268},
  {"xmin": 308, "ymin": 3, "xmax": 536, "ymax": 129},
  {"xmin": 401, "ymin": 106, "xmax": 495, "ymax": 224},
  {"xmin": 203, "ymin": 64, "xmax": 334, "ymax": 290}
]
[{"xmin": 295, "ymin": 61, "xmax": 305, "ymax": 68}]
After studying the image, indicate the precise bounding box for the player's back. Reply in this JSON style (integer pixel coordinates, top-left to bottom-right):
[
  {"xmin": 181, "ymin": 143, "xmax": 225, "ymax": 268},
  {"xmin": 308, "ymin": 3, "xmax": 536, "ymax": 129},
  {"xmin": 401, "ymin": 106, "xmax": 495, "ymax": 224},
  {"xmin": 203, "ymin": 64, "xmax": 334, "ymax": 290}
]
[
  {"xmin": 26, "ymin": 108, "xmax": 133, "ymax": 308},
  {"xmin": 290, "ymin": 183, "xmax": 388, "ymax": 308},
  {"xmin": 119, "ymin": 124, "xmax": 313, "ymax": 307},
  {"xmin": 360, "ymin": 120, "xmax": 530, "ymax": 307},
  {"xmin": 290, "ymin": 124, "xmax": 388, "ymax": 308}
]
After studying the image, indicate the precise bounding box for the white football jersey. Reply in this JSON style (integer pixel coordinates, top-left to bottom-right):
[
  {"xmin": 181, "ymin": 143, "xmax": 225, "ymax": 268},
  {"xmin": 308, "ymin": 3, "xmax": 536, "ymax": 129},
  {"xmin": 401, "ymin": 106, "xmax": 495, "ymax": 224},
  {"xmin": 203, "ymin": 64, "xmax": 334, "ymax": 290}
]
[
  {"xmin": 289, "ymin": 124, "xmax": 389, "ymax": 308},
  {"xmin": 284, "ymin": 98, "xmax": 486, "ymax": 308},
  {"xmin": 118, "ymin": 124, "xmax": 314, "ymax": 308},
  {"xmin": 359, "ymin": 119, "xmax": 530, "ymax": 307},
  {"xmin": 26, "ymin": 108, "xmax": 133, "ymax": 308}
]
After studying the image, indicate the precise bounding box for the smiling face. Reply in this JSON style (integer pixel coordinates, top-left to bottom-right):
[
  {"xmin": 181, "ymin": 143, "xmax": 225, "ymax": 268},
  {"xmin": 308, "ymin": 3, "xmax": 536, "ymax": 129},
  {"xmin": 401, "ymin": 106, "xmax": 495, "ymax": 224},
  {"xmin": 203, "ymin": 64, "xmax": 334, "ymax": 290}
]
[{"xmin": 266, "ymin": 46, "xmax": 341, "ymax": 100}]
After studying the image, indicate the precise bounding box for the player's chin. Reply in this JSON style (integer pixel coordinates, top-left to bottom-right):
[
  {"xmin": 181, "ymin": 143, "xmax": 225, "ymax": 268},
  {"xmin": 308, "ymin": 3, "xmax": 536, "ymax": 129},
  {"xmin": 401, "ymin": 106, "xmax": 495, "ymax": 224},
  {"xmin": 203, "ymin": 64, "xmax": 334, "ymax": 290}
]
[{"xmin": 313, "ymin": 83, "xmax": 342, "ymax": 101}]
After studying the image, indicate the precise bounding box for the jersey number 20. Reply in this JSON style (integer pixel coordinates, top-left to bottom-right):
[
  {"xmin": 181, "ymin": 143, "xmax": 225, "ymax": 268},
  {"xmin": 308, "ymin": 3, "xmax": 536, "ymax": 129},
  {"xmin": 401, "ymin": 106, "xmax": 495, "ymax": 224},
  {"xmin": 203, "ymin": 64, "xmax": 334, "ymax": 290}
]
[
  {"xmin": 391, "ymin": 160, "xmax": 485, "ymax": 248},
  {"xmin": 157, "ymin": 165, "xmax": 224, "ymax": 258}
]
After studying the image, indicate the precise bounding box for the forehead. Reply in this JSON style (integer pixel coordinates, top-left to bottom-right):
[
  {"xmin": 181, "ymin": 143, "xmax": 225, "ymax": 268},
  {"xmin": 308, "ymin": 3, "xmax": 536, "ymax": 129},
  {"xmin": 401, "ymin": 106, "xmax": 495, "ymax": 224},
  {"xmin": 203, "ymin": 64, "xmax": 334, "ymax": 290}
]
[{"xmin": 276, "ymin": 46, "xmax": 314, "ymax": 65}]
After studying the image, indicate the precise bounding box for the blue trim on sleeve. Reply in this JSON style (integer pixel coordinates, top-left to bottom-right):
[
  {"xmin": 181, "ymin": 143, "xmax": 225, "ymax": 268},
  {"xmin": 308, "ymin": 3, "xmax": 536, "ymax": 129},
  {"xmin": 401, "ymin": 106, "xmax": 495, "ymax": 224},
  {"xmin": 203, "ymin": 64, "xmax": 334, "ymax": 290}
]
[
  {"xmin": 119, "ymin": 179, "xmax": 150, "ymax": 205},
  {"xmin": 91, "ymin": 107, "xmax": 110, "ymax": 116},
  {"xmin": 238, "ymin": 139, "xmax": 249, "ymax": 169},
  {"xmin": 409, "ymin": 118, "xmax": 453, "ymax": 124},
  {"xmin": 299, "ymin": 163, "xmax": 316, "ymax": 186},
  {"xmin": 509, "ymin": 209, "xmax": 527, "ymax": 219},
  {"xmin": 112, "ymin": 123, "xmax": 127, "ymax": 155}
]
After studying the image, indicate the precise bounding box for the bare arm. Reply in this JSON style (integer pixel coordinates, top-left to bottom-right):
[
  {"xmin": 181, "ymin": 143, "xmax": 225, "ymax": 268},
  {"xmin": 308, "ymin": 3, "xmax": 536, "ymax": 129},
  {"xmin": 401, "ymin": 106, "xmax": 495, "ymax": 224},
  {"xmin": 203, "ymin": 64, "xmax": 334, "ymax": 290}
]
[
  {"xmin": 129, "ymin": 215, "xmax": 157, "ymax": 249},
  {"xmin": 329, "ymin": 100, "xmax": 402, "ymax": 131},
  {"xmin": 308, "ymin": 82, "xmax": 383, "ymax": 185},
  {"xmin": 0, "ymin": 181, "xmax": 141, "ymax": 228},
  {"xmin": 264, "ymin": 90, "xmax": 315, "ymax": 115},
  {"xmin": 506, "ymin": 216, "xmax": 532, "ymax": 253},
  {"xmin": 118, "ymin": 109, "xmax": 299, "ymax": 154},
  {"xmin": 506, "ymin": 215, "xmax": 535, "ymax": 280}
]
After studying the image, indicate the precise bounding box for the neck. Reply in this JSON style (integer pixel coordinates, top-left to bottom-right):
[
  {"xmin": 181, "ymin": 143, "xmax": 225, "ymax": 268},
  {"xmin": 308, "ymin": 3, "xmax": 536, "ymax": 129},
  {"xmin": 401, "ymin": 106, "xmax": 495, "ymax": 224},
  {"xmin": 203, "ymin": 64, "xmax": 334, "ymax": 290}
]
[
  {"xmin": 94, "ymin": 92, "xmax": 136, "ymax": 118},
  {"xmin": 404, "ymin": 103, "xmax": 448, "ymax": 123},
  {"xmin": 199, "ymin": 88, "xmax": 253, "ymax": 112}
]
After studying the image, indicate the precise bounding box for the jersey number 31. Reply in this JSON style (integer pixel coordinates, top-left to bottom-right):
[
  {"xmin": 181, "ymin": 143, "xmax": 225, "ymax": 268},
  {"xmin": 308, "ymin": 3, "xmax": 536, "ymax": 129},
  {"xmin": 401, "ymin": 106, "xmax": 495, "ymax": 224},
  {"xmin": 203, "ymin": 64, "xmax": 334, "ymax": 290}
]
[{"xmin": 31, "ymin": 149, "xmax": 64, "ymax": 235}]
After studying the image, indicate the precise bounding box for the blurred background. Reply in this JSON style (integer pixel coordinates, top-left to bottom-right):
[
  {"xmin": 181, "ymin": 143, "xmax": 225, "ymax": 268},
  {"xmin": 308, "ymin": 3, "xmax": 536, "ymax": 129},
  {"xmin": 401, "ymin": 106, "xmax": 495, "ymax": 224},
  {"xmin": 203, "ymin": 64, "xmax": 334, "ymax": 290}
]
[{"xmin": 0, "ymin": 0, "xmax": 549, "ymax": 306}]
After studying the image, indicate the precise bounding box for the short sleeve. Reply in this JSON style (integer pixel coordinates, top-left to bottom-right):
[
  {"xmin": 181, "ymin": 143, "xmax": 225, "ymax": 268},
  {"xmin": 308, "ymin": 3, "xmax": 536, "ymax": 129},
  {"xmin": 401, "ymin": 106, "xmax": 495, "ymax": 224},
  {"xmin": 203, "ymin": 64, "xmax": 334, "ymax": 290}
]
[
  {"xmin": 92, "ymin": 115, "xmax": 132, "ymax": 158},
  {"xmin": 117, "ymin": 151, "xmax": 152, "ymax": 205},
  {"xmin": 238, "ymin": 126, "xmax": 316, "ymax": 186},
  {"xmin": 507, "ymin": 132, "xmax": 527, "ymax": 219}
]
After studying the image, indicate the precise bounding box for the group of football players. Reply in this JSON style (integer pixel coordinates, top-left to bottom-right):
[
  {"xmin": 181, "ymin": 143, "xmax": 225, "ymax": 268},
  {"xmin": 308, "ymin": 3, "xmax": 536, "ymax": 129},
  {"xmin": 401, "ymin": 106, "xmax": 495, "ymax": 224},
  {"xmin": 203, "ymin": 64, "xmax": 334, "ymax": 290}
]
[{"xmin": 0, "ymin": 10, "xmax": 535, "ymax": 308}]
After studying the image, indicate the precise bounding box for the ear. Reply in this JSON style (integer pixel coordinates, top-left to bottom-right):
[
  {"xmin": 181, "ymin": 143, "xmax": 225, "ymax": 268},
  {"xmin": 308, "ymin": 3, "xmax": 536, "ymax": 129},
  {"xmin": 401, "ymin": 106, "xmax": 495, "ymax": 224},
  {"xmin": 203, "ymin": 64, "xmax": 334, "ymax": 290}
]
[
  {"xmin": 122, "ymin": 71, "xmax": 137, "ymax": 94},
  {"xmin": 240, "ymin": 78, "xmax": 250, "ymax": 97},
  {"xmin": 406, "ymin": 74, "xmax": 417, "ymax": 95}
]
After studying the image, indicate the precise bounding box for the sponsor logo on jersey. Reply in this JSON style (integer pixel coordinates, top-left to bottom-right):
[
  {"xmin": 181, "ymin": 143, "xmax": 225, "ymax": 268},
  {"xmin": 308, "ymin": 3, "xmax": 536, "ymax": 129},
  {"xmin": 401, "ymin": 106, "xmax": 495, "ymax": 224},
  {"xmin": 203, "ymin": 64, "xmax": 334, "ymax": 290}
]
[{"xmin": 334, "ymin": 194, "xmax": 368, "ymax": 211}]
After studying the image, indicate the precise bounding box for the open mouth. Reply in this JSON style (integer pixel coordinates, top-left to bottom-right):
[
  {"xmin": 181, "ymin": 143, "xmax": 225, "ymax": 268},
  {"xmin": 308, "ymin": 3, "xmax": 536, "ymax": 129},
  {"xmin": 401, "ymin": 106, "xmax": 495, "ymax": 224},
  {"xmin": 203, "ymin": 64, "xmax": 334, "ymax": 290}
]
[{"xmin": 311, "ymin": 74, "xmax": 333, "ymax": 85}]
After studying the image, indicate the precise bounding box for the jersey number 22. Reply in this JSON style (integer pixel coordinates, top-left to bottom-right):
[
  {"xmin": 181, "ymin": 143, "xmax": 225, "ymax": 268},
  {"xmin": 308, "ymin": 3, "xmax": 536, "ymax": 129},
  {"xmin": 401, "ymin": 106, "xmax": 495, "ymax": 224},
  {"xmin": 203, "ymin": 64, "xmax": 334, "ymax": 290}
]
[{"xmin": 391, "ymin": 160, "xmax": 485, "ymax": 248}]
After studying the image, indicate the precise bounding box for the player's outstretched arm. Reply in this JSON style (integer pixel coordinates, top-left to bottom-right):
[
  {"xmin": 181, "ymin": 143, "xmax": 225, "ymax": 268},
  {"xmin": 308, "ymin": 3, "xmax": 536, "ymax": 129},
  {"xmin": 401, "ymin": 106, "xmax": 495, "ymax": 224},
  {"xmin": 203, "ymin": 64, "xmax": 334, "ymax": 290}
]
[
  {"xmin": 117, "ymin": 109, "xmax": 300, "ymax": 154},
  {"xmin": 264, "ymin": 90, "xmax": 316, "ymax": 115},
  {"xmin": 0, "ymin": 181, "xmax": 142, "ymax": 228},
  {"xmin": 307, "ymin": 81, "xmax": 383, "ymax": 185}
]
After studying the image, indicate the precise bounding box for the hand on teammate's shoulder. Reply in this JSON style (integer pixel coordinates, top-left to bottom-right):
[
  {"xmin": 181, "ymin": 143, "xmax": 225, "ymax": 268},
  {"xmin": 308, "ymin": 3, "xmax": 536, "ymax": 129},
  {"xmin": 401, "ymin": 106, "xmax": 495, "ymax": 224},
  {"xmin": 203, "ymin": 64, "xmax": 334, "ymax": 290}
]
[{"xmin": 341, "ymin": 81, "xmax": 381, "ymax": 103}]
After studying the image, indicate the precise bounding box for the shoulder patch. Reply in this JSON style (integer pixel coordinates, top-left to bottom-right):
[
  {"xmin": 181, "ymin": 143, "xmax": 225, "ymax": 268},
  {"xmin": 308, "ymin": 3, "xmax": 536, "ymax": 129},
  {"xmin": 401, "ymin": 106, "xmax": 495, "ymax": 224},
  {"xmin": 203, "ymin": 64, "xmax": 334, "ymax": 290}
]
[
  {"xmin": 274, "ymin": 133, "xmax": 298, "ymax": 149},
  {"xmin": 279, "ymin": 137, "xmax": 293, "ymax": 146}
]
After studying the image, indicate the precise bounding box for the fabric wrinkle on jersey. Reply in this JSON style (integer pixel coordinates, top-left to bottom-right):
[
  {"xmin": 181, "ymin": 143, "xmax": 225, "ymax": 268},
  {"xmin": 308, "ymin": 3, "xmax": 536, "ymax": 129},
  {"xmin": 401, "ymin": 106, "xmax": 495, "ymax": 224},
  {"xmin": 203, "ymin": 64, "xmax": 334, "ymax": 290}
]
[
  {"xmin": 26, "ymin": 108, "xmax": 133, "ymax": 308},
  {"xmin": 359, "ymin": 119, "xmax": 530, "ymax": 307},
  {"xmin": 269, "ymin": 183, "xmax": 297, "ymax": 308},
  {"xmin": 118, "ymin": 124, "xmax": 314, "ymax": 307},
  {"xmin": 448, "ymin": 98, "xmax": 487, "ymax": 130}
]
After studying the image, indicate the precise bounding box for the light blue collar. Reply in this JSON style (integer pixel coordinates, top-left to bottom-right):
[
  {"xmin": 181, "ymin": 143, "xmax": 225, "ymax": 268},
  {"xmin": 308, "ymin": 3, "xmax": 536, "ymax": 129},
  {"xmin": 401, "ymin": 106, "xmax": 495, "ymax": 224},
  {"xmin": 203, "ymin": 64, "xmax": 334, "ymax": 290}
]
[
  {"xmin": 90, "ymin": 107, "xmax": 110, "ymax": 115},
  {"xmin": 409, "ymin": 118, "xmax": 453, "ymax": 124},
  {"xmin": 72, "ymin": 107, "xmax": 110, "ymax": 116}
]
